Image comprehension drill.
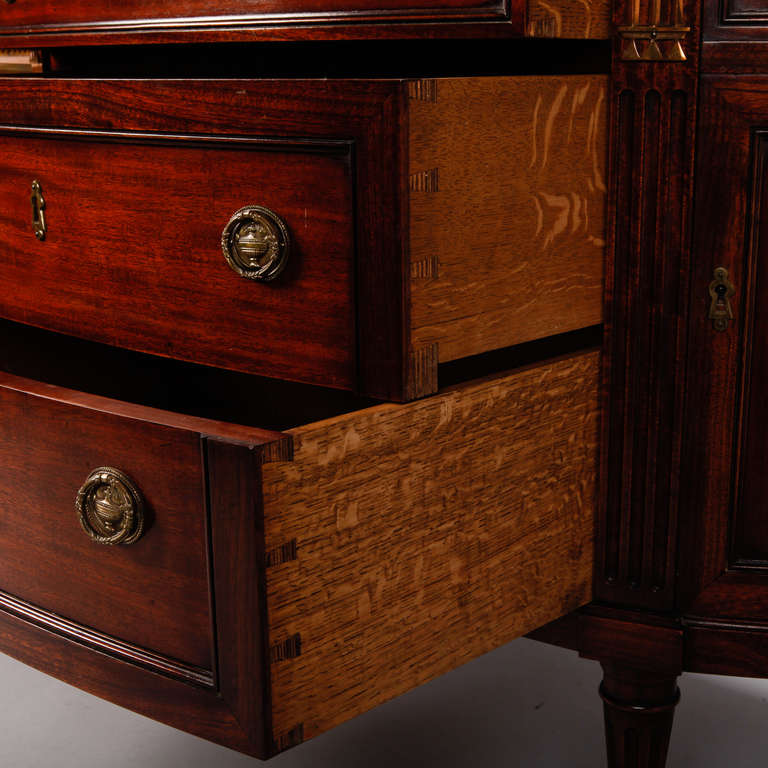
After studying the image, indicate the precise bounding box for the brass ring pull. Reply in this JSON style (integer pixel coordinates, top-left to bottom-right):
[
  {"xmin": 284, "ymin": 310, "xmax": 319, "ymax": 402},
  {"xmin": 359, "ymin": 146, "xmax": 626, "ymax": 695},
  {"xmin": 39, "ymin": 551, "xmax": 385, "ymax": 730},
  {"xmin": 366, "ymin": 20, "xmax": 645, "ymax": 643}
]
[
  {"xmin": 221, "ymin": 205, "xmax": 290, "ymax": 282},
  {"xmin": 76, "ymin": 467, "xmax": 146, "ymax": 546}
]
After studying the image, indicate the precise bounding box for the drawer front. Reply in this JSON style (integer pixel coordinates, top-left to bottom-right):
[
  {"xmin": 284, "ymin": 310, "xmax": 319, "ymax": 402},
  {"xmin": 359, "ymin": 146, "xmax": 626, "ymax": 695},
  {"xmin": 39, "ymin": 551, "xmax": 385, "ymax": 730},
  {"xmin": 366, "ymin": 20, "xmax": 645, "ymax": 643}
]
[
  {"xmin": 0, "ymin": 370, "xmax": 292, "ymax": 757},
  {"xmin": 0, "ymin": 131, "xmax": 356, "ymax": 390},
  {"xmin": 0, "ymin": 0, "xmax": 512, "ymax": 38},
  {"xmin": 0, "ymin": 380, "xmax": 213, "ymax": 673},
  {"xmin": 0, "ymin": 78, "xmax": 407, "ymax": 400}
]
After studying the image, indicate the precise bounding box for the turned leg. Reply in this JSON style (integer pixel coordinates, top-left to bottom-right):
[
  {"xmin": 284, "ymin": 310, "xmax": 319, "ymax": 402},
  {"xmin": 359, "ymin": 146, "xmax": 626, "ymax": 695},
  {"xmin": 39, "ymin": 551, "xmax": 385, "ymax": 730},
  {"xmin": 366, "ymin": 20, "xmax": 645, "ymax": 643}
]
[{"xmin": 600, "ymin": 663, "xmax": 680, "ymax": 768}]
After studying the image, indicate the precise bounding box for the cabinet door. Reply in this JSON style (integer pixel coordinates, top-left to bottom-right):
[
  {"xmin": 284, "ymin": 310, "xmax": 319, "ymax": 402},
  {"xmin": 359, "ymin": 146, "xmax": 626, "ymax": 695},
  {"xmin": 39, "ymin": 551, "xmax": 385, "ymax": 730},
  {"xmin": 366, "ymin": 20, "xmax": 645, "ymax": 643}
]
[{"xmin": 681, "ymin": 77, "xmax": 768, "ymax": 617}]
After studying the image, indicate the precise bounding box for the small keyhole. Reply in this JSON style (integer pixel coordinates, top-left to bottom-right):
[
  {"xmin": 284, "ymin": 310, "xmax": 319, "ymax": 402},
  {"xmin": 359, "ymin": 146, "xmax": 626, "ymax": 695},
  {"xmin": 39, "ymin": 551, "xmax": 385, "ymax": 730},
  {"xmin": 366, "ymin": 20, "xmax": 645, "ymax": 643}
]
[{"xmin": 715, "ymin": 284, "xmax": 727, "ymax": 304}]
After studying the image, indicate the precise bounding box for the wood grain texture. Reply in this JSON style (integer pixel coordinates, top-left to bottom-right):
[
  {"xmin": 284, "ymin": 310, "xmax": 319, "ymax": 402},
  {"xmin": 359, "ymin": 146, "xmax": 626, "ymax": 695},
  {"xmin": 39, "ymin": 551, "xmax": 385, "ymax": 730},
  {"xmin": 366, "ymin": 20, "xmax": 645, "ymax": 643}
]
[
  {"xmin": 526, "ymin": 0, "xmax": 611, "ymax": 39},
  {"xmin": 0, "ymin": 0, "xmax": 526, "ymax": 47},
  {"xmin": 0, "ymin": 374, "xmax": 297, "ymax": 758},
  {"xmin": 408, "ymin": 76, "xmax": 606, "ymax": 394},
  {"xmin": 684, "ymin": 619, "xmax": 768, "ymax": 679},
  {"xmin": 261, "ymin": 350, "xmax": 599, "ymax": 742},
  {"xmin": 0, "ymin": 131, "xmax": 356, "ymax": 391},
  {"xmin": 0, "ymin": 370, "xmax": 292, "ymax": 453},
  {"xmin": 600, "ymin": 663, "xmax": 680, "ymax": 768},
  {"xmin": 0, "ymin": 0, "xmax": 507, "ymax": 28},
  {"xmin": 0, "ymin": 379, "xmax": 213, "ymax": 670},
  {"xmin": 597, "ymin": 0, "xmax": 700, "ymax": 611},
  {"xmin": 580, "ymin": 614, "xmax": 683, "ymax": 674},
  {"xmin": 207, "ymin": 439, "xmax": 272, "ymax": 757},
  {"xmin": 703, "ymin": 0, "xmax": 768, "ymax": 48},
  {"xmin": 0, "ymin": 77, "xmax": 408, "ymax": 401},
  {"xmin": 678, "ymin": 77, "xmax": 768, "ymax": 614}
]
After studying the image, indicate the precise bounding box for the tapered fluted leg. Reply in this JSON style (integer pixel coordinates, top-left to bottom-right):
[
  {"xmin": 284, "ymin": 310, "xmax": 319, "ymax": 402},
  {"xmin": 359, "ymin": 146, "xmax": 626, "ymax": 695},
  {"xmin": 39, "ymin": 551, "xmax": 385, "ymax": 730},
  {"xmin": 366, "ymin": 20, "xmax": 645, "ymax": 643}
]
[{"xmin": 600, "ymin": 663, "xmax": 680, "ymax": 768}]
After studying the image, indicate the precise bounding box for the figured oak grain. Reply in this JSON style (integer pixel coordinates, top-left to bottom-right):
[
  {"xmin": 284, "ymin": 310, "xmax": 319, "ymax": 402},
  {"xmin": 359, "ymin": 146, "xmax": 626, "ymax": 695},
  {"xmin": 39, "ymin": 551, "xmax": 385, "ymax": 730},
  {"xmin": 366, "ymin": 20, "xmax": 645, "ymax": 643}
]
[
  {"xmin": 408, "ymin": 76, "xmax": 606, "ymax": 381},
  {"xmin": 261, "ymin": 350, "xmax": 599, "ymax": 741},
  {"xmin": 526, "ymin": 0, "xmax": 611, "ymax": 38}
]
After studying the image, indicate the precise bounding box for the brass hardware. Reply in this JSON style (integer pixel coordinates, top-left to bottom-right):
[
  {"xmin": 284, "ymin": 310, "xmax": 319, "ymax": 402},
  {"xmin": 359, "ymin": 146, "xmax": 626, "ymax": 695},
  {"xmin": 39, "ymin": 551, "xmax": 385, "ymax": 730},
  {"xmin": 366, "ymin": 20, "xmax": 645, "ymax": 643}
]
[
  {"xmin": 618, "ymin": 25, "xmax": 690, "ymax": 61},
  {"xmin": 0, "ymin": 49, "xmax": 43, "ymax": 73},
  {"xmin": 221, "ymin": 205, "xmax": 290, "ymax": 282},
  {"xmin": 31, "ymin": 180, "xmax": 46, "ymax": 241},
  {"xmin": 618, "ymin": 0, "xmax": 690, "ymax": 61},
  {"xmin": 709, "ymin": 267, "xmax": 736, "ymax": 332},
  {"xmin": 76, "ymin": 467, "xmax": 146, "ymax": 545}
]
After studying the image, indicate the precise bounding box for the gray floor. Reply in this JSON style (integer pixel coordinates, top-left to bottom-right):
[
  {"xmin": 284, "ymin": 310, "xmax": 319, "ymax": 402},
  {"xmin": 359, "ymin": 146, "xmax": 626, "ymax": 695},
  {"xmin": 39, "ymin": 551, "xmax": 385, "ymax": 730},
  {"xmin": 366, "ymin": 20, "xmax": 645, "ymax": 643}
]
[{"xmin": 0, "ymin": 637, "xmax": 766, "ymax": 767}]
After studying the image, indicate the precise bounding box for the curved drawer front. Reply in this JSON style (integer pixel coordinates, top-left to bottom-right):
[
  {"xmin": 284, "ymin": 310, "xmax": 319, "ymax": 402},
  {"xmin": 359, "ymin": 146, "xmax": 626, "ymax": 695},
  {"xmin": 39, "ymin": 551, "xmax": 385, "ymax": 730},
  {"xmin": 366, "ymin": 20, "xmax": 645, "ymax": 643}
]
[
  {"xmin": 0, "ymin": 0, "xmax": 510, "ymax": 38},
  {"xmin": 0, "ymin": 379, "xmax": 214, "ymax": 676},
  {"xmin": 0, "ymin": 131, "xmax": 356, "ymax": 390}
]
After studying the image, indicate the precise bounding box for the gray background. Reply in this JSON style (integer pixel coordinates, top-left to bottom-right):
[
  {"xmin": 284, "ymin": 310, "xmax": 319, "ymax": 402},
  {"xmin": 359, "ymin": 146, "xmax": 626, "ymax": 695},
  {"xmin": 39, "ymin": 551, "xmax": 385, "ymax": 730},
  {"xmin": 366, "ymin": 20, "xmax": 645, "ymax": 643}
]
[{"xmin": 0, "ymin": 636, "xmax": 766, "ymax": 767}]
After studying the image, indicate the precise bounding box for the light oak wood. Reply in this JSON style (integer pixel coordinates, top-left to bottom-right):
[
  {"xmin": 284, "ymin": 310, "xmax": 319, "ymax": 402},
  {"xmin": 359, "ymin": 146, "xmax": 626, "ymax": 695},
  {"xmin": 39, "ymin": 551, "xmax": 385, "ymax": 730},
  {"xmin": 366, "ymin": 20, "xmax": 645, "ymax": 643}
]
[
  {"xmin": 526, "ymin": 0, "xmax": 611, "ymax": 38},
  {"xmin": 408, "ymin": 76, "xmax": 606, "ymax": 382},
  {"xmin": 262, "ymin": 349, "xmax": 599, "ymax": 742}
]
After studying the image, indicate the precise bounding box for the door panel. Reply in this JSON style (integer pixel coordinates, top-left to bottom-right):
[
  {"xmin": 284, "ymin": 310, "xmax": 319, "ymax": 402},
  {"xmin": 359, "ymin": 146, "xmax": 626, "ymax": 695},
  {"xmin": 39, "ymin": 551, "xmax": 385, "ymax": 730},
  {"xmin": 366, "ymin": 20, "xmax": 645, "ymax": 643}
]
[{"xmin": 681, "ymin": 76, "xmax": 768, "ymax": 615}]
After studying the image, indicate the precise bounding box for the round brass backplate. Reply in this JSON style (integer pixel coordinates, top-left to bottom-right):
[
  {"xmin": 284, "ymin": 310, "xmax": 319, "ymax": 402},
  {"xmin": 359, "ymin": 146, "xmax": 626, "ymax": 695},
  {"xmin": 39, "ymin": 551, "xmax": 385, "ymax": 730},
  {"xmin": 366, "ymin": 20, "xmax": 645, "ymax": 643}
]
[
  {"xmin": 221, "ymin": 205, "xmax": 290, "ymax": 282},
  {"xmin": 75, "ymin": 467, "xmax": 145, "ymax": 546}
]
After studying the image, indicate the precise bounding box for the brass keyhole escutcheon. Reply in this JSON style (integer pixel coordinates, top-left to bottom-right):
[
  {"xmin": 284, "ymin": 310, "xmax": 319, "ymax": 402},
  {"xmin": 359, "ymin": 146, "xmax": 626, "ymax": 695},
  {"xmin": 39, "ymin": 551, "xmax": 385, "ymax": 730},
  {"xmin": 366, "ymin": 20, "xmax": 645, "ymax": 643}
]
[
  {"xmin": 708, "ymin": 266, "xmax": 736, "ymax": 332},
  {"xmin": 31, "ymin": 179, "xmax": 46, "ymax": 241},
  {"xmin": 76, "ymin": 467, "xmax": 146, "ymax": 546},
  {"xmin": 221, "ymin": 205, "xmax": 290, "ymax": 282}
]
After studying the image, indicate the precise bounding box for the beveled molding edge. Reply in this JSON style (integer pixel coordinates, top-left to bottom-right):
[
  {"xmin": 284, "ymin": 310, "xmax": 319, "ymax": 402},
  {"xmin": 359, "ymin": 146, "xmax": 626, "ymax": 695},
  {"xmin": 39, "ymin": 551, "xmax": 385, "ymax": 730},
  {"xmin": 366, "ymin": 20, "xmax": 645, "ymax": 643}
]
[
  {"xmin": 0, "ymin": 2, "xmax": 509, "ymax": 37},
  {"xmin": 719, "ymin": 0, "xmax": 768, "ymax": 25},
  {"xmin": 0, "ymin": 589, "xmax": 214, "ymax": 688},
  {"xmin": 617, "ymin": 0, "xmax": 690, "ymax": 61}
]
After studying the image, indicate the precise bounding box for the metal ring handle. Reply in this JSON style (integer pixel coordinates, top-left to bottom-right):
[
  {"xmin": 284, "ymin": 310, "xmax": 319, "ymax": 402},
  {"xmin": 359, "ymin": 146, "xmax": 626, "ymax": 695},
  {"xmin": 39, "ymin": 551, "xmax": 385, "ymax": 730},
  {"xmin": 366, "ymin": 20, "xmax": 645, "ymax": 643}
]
[
  {"xmin": 76, "ymin": 467, "xmax": 145, "ymax": 546},
  {"xmin": 221, "ymin": 205, "xmax": 290, "ymax": 282}
]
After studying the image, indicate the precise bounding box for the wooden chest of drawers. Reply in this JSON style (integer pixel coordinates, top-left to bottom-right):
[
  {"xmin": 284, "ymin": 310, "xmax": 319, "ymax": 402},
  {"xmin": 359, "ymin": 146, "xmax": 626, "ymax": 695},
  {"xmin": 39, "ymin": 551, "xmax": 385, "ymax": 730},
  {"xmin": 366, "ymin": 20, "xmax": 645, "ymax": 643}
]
[
  {"xmin": 0, "ymin": 9, "xmax": 612, "ymax": 765},
  {"xmin": 3, "ymin": 1, "xmax": 768, "ymax": 766}
]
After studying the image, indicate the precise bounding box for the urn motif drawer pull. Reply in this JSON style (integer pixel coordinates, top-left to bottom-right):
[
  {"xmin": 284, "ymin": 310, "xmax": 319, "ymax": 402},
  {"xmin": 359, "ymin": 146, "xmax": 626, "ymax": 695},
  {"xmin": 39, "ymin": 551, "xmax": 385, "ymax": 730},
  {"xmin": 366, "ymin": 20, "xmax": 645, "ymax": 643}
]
[
  {"xmin": 221, "ymin": 205, "xmax": 290, "ymax": 282},
  {"xmin": 75, "ymin": 467, "xmax": 146, "ymax": 545}
]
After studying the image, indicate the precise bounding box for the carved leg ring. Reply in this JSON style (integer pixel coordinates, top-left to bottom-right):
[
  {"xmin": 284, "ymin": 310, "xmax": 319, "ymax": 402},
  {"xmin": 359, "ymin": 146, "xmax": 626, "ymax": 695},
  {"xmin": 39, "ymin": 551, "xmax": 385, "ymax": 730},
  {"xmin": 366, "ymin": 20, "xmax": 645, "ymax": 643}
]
[{"xmin": 600, "ymin": 663, "xmax": 681, "ymax": 768}]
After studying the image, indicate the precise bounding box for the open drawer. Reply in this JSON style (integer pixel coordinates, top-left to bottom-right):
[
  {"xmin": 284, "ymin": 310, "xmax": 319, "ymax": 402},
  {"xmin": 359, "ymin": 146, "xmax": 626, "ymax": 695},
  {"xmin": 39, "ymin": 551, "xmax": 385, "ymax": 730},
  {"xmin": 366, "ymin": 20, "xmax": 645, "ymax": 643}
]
[
  {"xmin": 0, "ymin": 330, "xmax": 598, "ymax": 757},
  {"xmin": 0, "ymin": 75, "xmax": 605, "ymax": 401}
]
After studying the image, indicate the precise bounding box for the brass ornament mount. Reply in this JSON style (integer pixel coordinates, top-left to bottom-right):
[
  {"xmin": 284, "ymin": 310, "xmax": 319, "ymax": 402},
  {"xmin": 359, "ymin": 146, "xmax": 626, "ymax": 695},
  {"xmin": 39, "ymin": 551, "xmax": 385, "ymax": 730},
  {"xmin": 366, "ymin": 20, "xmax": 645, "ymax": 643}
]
[
  {"xmin": 709, "ymin": 266, "xmax": 736, "ymax": 332},
  {"xmin": 76, "ymin": 467, "xmax": 146, "ymax": 546},
  {"xmin": 221, "ymin": 205, "xmax": 290, "ymax": 282},
  {"xmin": 618, "ymin": 24, "xmax": 690, "ymax": 62},
  {"xmin": 31, "ymin": 179, "xmax": 46, "ymax": 241},
  {"xmin": 618, "ymin": 0, "xmax": 689, "ymax": 62}
]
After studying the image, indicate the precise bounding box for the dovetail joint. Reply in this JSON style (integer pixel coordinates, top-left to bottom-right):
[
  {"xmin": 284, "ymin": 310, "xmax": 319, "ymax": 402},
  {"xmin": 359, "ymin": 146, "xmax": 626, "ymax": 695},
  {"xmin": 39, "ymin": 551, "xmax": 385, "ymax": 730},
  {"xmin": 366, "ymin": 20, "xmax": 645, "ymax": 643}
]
[
  {"xmin": 273, "ymin": 724, "xmax": 304, "ymax": 754},
  {"xmin": 409, "ymin": 168, "xmax": 439, "ymax": 193},
  {"xmin": 408, "ymin": 79, "xmax": 438, "ymax": 102},
  {"xmin": 265, "ymin": 539, "xmax": 298, "ymax": 568},
  {"xmin": 270, "ymin": 634, "xmax": 302, "ymax": 663},
  {"xmin": 411, "ymin": 254, "xmax": 439, "ymax": 280}
]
